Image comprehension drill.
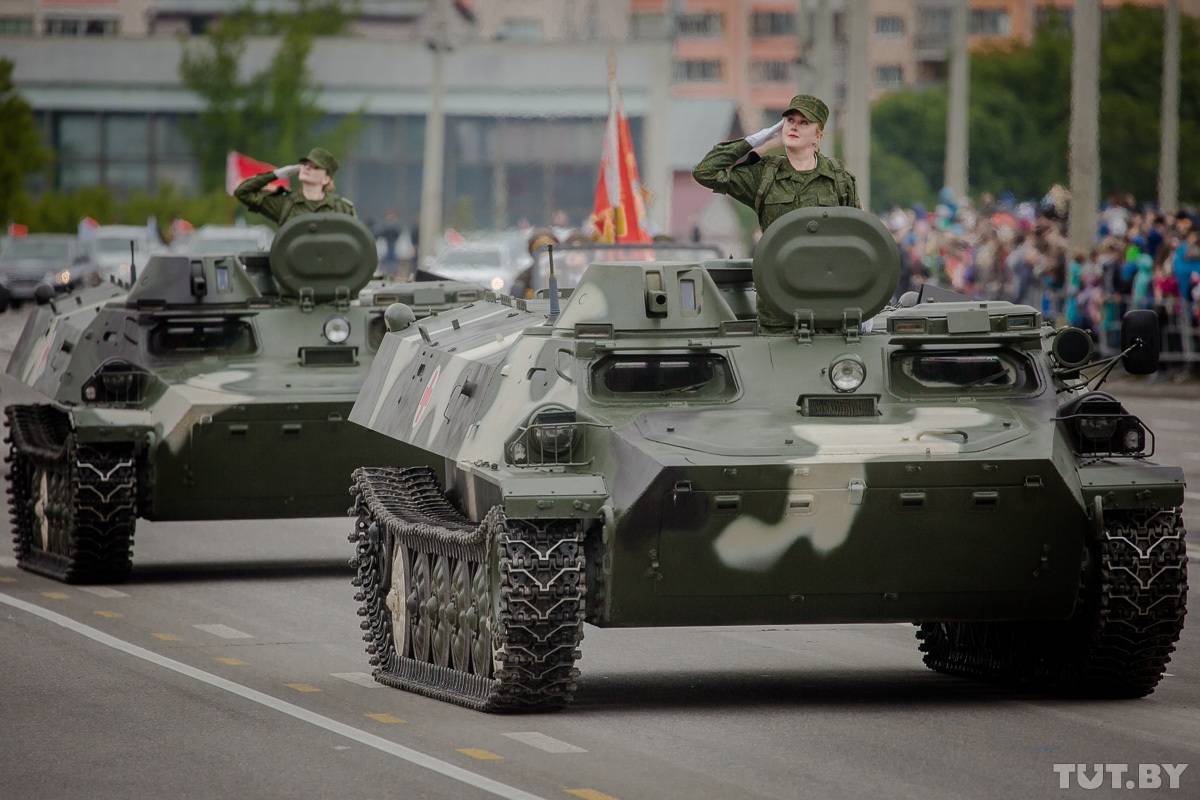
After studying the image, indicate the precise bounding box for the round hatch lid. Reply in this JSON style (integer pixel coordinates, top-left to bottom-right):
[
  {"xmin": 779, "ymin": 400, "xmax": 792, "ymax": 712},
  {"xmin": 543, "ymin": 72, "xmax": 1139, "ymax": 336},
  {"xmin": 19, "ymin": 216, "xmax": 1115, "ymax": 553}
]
[
  {"xmin": 752, "ymin": 208, "xmax": 899, "ymax": 328},
  {"xmin": 269, "ymin": 213, "xmax": 378, "ymax": 301}
]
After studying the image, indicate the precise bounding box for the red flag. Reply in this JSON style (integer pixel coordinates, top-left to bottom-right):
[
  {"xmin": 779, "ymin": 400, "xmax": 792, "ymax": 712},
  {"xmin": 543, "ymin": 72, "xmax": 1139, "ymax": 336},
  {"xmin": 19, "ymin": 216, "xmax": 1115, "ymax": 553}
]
[
  {"xmin": 226, "ymin": 151, "xmax": 288, "ymax": 196},
  {"xmin": 590, "ymin": 68, "xmax": 651, "ymax": 244},
  {"xmin": 7, "ymin": 223, "xmax": 28, "ymax": 237}
]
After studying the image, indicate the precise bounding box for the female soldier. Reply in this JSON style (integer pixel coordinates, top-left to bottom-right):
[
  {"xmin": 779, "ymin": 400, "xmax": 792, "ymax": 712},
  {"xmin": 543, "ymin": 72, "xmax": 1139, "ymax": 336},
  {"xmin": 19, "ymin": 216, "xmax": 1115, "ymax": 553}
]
[
  {"xmin": 692, "ymin": 95, "xmax": 859, "ymax": 232},
  {"xmin": 235, "ymin": 147, "xmax": 356, "ymax": 226}
]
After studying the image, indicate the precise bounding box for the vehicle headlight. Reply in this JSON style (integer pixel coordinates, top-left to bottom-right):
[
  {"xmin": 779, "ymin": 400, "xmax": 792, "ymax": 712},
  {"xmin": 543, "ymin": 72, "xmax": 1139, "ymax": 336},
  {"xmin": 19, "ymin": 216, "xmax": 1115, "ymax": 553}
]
[
  {"xmin": 530, "ymin": 408, "xmax": 577, "ymax": 456},
  {"xmin": 323, "ymin": 316, "xmax": 351, "ymax": 343},
  {"xmin": 830, "ymin": 356, "xmax": 866, "ymax": 392},
  {"xmin": 57, "ymin": 270, "xmax": 72, "ymax": 285},
  {"xmin": 490, "ymin": 276, "xmax": 505, "ymax": 292}
]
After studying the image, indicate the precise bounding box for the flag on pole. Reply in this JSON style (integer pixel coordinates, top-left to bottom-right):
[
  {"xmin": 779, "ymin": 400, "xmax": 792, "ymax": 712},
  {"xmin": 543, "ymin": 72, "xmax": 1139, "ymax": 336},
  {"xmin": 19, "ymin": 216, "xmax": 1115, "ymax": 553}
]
[
  {"xmin": 226, "ymin": 151, "xmax": 288, "ymax": 196},
  {"xmin": 590, "ymin": 58, "xmax": 651, "ymax": 244},
  {"xmin": 7, "ymin": 223, "xmax": 28, "ymax": 237}
]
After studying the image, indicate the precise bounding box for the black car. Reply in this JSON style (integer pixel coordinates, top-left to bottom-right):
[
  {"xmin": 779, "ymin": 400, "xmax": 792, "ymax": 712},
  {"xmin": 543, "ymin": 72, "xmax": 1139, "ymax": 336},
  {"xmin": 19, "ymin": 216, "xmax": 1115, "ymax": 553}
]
[{"xmin": 0, "ymin": 234, "xmax": 101, "ymax": 310}]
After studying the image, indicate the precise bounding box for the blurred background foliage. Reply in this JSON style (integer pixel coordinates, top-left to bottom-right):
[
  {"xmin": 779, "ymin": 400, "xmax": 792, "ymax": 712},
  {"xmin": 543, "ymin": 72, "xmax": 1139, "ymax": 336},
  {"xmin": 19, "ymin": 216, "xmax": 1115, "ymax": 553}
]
[{"xmin": 870, "ymin": 5, "xmax": 1199, "ymax": 210}]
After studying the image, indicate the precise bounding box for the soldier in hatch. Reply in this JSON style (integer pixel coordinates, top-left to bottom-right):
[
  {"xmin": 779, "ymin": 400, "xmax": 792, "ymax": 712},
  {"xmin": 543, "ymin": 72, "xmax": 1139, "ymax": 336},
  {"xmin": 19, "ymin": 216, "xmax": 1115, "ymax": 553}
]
[
  {"xmin": 235, "ymin": 147, "xmax": 356, "ymax": 225},
  {"xmin": 692, "ymin": 94, "xmax": 859, "ymax": 230}
]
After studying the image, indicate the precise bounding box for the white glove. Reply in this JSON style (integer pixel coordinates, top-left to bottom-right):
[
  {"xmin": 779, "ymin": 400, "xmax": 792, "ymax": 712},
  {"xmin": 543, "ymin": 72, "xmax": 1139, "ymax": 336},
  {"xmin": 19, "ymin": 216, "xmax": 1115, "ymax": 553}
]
[
  {"xmin": 274, "ymin": 164, "xmax": 302, "ymax": 179},
  {"xmin": 745, "ymin": 120, "xmax": 784, "ymax": 149}
]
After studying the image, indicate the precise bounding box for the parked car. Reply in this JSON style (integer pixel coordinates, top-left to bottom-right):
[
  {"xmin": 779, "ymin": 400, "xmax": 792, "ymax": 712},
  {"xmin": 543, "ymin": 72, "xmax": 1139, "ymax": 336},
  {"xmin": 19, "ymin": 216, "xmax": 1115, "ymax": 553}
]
[{"xmin": 0, "ymin": 234, "xmax": 101, "ymax": 310}]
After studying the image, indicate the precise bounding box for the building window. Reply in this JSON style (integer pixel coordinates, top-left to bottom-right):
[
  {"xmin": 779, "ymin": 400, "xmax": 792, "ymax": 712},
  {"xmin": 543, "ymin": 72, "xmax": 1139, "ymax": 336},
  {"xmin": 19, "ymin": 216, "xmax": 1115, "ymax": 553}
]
[
  {"xmin": 673, "ymin": 59, "xmax": 723, "ymax": 82},
  {"xmin": 750, "ymin": 60, "xmax": 790, "ymax": 84},
  {"xmin": 0, "ymin": 16, "xmax": 33, "ymax": 35},
  {"xmin": 875, "ymin": 15, "xmax": 904, "ymax": 38},
  {"xmin": 44, "ymin": 17, "xmax": 119, "ymax": 36},
  {"xmin": 875, "ymin": 64, "xmax": 904, "ymax": 89},
  {"xmin": 750, "ymin": 11, "xmax": 794, "ymax": 37},
  {"xmin": 1035, "ymin": 8, "xmax": 1073, "ymax": 31},
  {"xmin": 918, "ymin": 8, "xmax": 951, "ymax": 35},
  {"xmin": 676, "ymin": 13, "xmax": 722, "ymax": 38},
  {"xmin": 630, "ymin": 12, "xmax": 665, "ymax": 39},
  {"xmin": 970, "ymin": 9, "xmax": 1011, "ymax": 36},
  {"xmin": 497, "ymin": 17, "xmax": 543, "ymax": 41}
]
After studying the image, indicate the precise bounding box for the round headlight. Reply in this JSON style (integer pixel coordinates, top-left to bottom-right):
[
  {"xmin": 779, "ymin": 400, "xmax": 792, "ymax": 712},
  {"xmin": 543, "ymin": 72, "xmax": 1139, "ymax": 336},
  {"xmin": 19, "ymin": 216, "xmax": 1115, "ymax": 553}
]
[
  {"xmin": 323, "ymin": 316, "xmax": 351, "ymax": 343},
  {"xmin": 57, "ymin": 270, "xmax": 72, "ymax": 285},
  {"xmin": 830, "ymin": 357, "xmax": 866, "ymax": 392},
  {"xmin": 490, "ymin": 276, "xmax": 505, "ymax": 292}
]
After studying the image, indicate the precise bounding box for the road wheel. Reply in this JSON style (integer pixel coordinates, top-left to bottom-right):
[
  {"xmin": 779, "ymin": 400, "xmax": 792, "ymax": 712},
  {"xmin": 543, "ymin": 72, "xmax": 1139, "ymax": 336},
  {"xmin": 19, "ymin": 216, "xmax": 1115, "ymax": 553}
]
[{"xmin": 6, "ymin": 406, "xmax": 137, "ymax": 583}]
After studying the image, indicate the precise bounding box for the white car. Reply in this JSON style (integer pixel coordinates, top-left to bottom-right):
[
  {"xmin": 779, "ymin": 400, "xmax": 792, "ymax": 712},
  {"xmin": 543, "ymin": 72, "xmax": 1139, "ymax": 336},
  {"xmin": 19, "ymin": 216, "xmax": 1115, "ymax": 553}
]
[
  {"xmin": 173, "ymin": 225, "xmax": 274, "ymax": 258},
  {"xmin": 426, "ymin": 243, "xmax": 522, "ymax": 294},
  {"xmin": 89, "ymin": 225, "xmax": 162, "ymax": 283}
]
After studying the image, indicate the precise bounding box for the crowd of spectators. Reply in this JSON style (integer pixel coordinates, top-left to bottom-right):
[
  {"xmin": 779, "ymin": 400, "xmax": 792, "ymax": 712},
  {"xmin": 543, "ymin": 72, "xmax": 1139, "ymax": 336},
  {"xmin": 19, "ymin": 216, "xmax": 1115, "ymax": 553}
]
[{"xmin": 884, "ymin": 188, "xmax": 1200, "ymax": 375}]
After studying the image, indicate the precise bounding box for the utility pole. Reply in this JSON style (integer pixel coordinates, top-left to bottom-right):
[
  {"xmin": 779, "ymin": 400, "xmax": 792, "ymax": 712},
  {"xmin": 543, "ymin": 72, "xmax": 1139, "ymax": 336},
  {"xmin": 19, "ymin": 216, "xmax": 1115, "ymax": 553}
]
[
  {"xmin": 1158, "ymin": 0, "xmax": 1179, "ymax": 212},
  {"xmin": 944, "ymin": 0, "xmax": 969, "ymax": 202},
  {"xmin": 810, "ymin": 0, "xmax": 835, "ymax": 149},
  {"xmin": 844, "ymin": 0, "xmax": 869, "ymax": 209},
  {"xmin": 418, "ymin": 0, "xmax": 451, "ymax": 266},
  {"xmin": 1068, "ymin": 0, "xmax": 1099, "ymax": 251}
]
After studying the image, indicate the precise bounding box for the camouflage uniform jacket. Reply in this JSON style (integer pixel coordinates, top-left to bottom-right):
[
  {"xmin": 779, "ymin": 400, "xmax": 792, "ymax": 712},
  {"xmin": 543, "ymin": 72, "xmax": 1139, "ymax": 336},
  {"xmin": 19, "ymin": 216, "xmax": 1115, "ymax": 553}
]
[
  {"xmin": 692, "ymin": 139, "xmax": 860, "ymax": 230},
  {"xmin": 235, "ymin": 171, "xmax": 357, "ymax": 226}
]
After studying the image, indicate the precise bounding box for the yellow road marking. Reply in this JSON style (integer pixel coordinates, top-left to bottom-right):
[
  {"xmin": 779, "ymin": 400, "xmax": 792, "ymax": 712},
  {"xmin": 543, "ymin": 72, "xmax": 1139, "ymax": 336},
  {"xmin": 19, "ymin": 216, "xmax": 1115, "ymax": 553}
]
[
  {"xmin": 457, "ymin": 748, "xmax": 503, "ymax": 761},
  {"xmin": 0, "ymin": 576, "xmax": 16, "ymax": 583},
  {"xmin": 215, "ymin": 657, "xmax": 246, "ymax": 666},
  {"xmin": 285, "ymin": 683, "xmax": 322, "ymax": 693},
  {"xmin": 93, "ymin": 610, "xmax": 123, "ymax": 619},
  {"xmin": 567, "ymin": 790, "xmax": 620, "ymax": 800},
  {"xmin": 40, "ymin": 592, "xmax": 68, "ymax": 600},
  {"xmin": 152, "ymin": 633, "xmax": 181, "ymax": 641},
  {"xmin": 364, "ymin": 713, "xmax": 406, "ymax": 724}
]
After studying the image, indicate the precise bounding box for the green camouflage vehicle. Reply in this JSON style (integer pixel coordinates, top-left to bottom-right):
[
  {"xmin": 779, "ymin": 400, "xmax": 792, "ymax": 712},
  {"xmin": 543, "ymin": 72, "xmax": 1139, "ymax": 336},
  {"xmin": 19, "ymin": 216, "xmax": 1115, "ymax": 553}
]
[
  {"xmin": 4, "ymin": 215, "xmax": 436, "ymax": 583},
  {"xmin": 346, "ymin": 208, "xmax": 1187, "ymax": 712}
]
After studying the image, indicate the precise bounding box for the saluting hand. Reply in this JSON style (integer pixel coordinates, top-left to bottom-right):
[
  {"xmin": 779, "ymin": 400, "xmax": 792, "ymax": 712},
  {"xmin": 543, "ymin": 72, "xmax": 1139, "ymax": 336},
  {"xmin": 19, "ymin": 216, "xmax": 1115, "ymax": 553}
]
[
  {"xmin": 274, "ymin": 164, "xmax": 302, "ymax": 179},
  {"xmin": 745, "ymin": 119, "xmax": 784, "ymax": 150}
]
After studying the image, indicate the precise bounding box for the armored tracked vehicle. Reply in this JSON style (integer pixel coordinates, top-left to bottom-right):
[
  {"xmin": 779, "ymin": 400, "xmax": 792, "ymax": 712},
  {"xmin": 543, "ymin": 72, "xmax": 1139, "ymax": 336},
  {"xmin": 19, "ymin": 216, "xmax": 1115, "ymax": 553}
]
[
  {"xmin": 346, "ymin": 208, "xmax": 1187, "ymax": 711},
  {"xmin": 5, "ymin": 215, "xmax": 436, "ymax": 583}
]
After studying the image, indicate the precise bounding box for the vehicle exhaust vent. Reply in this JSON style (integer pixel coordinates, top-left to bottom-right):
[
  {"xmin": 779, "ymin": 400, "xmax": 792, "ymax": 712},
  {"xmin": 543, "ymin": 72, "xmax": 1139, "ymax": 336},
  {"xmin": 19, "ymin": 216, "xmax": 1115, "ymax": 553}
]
[
  {"xmin": 799, "ymin": 395, "xmax": 879, "ymax": 417},
  {"xmin": 298, "ymin": 346, "xmax": 358, "ymax": 366}
]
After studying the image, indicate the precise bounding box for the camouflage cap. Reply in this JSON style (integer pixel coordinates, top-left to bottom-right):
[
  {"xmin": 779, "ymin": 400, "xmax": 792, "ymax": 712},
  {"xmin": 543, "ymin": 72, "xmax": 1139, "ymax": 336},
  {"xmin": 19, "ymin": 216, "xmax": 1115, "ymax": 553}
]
[
  {"xmin": 782, "ymin": 95, "xmax": 829, "ymax": 127},
  {"xmin": 299, "ymin": 147, "xmax": 340, "ymax": 175}
]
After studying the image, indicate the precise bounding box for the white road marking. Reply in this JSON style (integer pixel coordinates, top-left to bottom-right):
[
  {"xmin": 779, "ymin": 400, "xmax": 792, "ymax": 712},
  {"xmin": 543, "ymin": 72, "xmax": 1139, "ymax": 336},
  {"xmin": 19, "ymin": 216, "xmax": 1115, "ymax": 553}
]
[
  {"xmin": 502, "ymin": 732, "xmax": 587, "ymax": 754},
  {"xmin": 0, "ymin": 555, "xmax": 16, "ymax": 569},
  {"xmin": 331, "ymin": 672, "xmax": 381, "ymax": 689},
  {"xmin": 193, "ymin": 624, "xmax": 253, "ymax": 639},
  {"xmin": 1188, "ymin": 548, "xmax": 1200, "ymax": 564},
  {"xmin": 0, "ymin": 592, "xmax": 547, "ymax": 800},
  {"xmin": 78, "ymin": 587, "xmax": 130, "ymax": 598}
]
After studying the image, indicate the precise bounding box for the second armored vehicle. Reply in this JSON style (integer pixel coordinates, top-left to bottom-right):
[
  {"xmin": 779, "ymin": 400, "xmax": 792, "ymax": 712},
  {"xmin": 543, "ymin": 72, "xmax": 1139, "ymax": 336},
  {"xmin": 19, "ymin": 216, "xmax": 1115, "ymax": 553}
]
[
  {"xmin": 5, "ymin": 215, "xmax": 436, "ymax": 583},
  {"xmin": 346, "ymin": 208, "xmax": 1187, "ymax": 711}
]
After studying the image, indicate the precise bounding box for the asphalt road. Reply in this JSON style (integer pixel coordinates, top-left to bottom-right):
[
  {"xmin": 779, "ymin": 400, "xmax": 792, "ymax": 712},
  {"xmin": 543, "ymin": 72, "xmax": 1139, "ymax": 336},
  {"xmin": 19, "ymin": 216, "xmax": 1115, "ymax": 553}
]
[{"xmin": 1, "ymin": 304, "xmax": 1198, "ymax": 800}]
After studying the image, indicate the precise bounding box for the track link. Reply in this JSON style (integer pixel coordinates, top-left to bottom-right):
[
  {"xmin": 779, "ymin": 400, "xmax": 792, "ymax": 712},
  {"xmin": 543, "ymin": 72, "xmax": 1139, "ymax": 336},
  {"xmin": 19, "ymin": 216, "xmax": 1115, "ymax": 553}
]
[
  {"xmin": 5, "ymin": 405, "xmax": 137, "ymax": 583},
  {"xmin": 917, "ymin": 508, "xmax": 1187, "ymax": 697},
  {"xmin": 348, "ymin": 465, "xmax": 585, "ymax": 712}
]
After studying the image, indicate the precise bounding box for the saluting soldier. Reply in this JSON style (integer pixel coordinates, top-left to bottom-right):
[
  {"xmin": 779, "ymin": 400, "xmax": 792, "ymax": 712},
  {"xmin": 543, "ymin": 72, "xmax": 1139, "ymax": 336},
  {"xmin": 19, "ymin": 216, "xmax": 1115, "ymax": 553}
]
[
  {"xmin": 692, "ymin": 95, "xmax": 859, "ymax": 232},
  {"xmin": 235, "ymin": 147, "xmax": 356, "ymax": 225}
]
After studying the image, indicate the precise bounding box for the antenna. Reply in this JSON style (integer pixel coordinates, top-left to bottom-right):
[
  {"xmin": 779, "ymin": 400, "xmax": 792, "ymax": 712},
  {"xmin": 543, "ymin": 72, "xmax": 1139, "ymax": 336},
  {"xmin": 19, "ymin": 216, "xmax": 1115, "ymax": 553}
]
[
  {"xmin": 128, "ymin": 240, "xmax": 138, "ymax": 285},
  {"xmin": 547, "ymin": 244, "xmax": 560, "ymax": 321}
]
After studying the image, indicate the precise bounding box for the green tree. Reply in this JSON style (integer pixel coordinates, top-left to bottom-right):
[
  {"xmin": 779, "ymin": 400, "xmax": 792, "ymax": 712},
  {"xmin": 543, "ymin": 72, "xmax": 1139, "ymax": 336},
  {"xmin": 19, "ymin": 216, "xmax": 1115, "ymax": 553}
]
[
  {"xmin": 0, "ymin": 58, "xmax": 49, "ymax": 227},
  {"xmin": 179, "ymin": 1, "xmax": 362, "ymax": 192},
  {"xmin": 870, "ymin": 8, "xmax": 1200, "ymax": 207}
]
